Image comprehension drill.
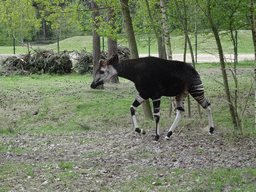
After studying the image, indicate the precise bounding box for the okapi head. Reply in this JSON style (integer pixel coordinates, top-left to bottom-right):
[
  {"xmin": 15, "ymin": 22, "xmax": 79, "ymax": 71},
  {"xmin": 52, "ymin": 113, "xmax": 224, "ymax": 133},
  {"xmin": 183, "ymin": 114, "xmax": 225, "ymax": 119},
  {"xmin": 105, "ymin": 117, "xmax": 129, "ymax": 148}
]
[{"xmin": 90, "ymin": 54, "xmax": 119, "ymax": 89}]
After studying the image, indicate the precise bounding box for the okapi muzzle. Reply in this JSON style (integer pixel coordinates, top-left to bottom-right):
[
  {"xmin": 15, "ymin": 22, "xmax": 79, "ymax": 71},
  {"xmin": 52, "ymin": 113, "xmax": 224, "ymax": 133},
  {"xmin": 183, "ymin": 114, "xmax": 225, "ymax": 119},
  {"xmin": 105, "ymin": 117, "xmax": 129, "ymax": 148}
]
[{"xmin": 90, "ymin": 60, "xmax": 118, "ymax": 89}]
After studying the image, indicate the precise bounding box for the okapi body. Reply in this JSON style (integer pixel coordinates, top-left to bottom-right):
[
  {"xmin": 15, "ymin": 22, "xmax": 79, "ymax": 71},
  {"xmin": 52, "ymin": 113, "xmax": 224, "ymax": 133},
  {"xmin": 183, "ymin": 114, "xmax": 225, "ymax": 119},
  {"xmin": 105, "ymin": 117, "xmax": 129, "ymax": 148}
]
[{"xmin": 90, "ymin": 54, "xmax": 214, "ymax": 141}]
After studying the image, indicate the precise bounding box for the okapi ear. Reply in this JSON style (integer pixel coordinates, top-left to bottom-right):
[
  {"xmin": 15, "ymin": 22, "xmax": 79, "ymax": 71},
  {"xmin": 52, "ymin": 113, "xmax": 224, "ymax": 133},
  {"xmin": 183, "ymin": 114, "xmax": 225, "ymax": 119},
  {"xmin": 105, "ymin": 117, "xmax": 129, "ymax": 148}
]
[
  {"xmin": 98, "ymin": 59, "xmax": 104, "ymax": 66},
  {"xmin": 108, "ymin": 54, "xmax": 119, "ymax": 65}
]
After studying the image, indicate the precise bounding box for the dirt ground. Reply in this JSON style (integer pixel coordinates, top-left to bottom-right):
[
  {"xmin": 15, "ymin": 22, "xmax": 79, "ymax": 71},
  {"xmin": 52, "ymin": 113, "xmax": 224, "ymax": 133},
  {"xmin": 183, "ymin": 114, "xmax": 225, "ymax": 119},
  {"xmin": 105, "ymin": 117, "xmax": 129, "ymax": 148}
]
[
  {"xmin": 0, "ymin": 65, "xmax": 255, "ymax": 191},
  {"xmin": 1, "ymin": 127, "xmax": 255, "ymax": 191}
]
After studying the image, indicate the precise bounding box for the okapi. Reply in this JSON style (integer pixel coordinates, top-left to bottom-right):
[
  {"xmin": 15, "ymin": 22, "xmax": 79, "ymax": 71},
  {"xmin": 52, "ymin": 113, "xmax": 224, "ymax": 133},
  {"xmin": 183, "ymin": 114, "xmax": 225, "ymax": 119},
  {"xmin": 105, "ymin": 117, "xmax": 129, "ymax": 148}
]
[{"xmin": 90, "ymin": 54, "xmax": 214, "ymax": 141}]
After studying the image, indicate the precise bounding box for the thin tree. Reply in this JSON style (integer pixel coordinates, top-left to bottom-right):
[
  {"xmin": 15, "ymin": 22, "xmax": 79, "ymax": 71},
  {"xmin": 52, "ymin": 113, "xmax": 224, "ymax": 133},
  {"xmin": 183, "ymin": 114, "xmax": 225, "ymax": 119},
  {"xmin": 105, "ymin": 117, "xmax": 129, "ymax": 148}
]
[
  {"xmin": 145, "ymin": 0, "xmax": 166, "ymax": 59},
  {"xmin": 92, "ymin": 1, "xmax": 103, "ymax": 89},
  {"xmin": 107, "ymin": 8, "xmax": 119, "ymax": 83},
  {"xmin": 249, "ymin": 0, "xmax": 256, "ymax": 130},
  {"xmin": 120, "ymin": 0, "xmax": 153, "ymax": 120},
  {"xmin": 159, "ymin": 0, "xmax": 172, "ymax": 60},
  {"xmin": 198, "ymin": 0, "xmax": 238, "ymax": 128},
  {"xmin": 159, "ymin": 0, "xmax": 175, "ymax": 118},
  {"xmin": 175, "ymin": 0, "xmax": 202, "ymax": 118}
]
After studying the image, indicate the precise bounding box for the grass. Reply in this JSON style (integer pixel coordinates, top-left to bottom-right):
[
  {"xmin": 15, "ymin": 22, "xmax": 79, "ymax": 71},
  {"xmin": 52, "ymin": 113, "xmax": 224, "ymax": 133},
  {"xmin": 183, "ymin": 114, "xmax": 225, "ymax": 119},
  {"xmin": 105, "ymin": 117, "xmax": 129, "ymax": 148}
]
[
  {"xmin": 0, "ymin": 61, "xmax": 254, "ymax": 135},
  {"xmin": 0, "ymin": 30, "xmax": 254, "ymax": 54},
  {"xmin": 0, "ymin": 64, "xmax": 254, "ymax": 191},
  {"xmin": 196, "ymin": 60, "xmax": 255, "ymax": 68},
  {"xmin": 1, "ymin": 162, "xmax": 255, "ymax": 191},
  {"xmin": 116, "ymin": 167, "xmax": 256, "ymax": 191},
  {"xmin": 0, "ymin": 66, "xmax": 254, "ymax": 136}
]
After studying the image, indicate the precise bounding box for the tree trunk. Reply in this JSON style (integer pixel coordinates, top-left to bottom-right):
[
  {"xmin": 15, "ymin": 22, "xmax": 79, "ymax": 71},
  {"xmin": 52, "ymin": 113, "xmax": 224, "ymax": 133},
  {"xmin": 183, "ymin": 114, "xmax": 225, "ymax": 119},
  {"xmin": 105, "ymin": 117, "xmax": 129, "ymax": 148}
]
[
  {"xmin": 145, "ymin": 0, "xmax": 166, "ymax": 59},
  {"xmin": 120, "ymin": 0, "xmax": 153, "ymax": 120},
  {"xmin": 119, "ymin": 0, "xmax": 139, "ymax": 59},
  {"xmin": 42, "ymin": 18, "xmax": 46, "ymax": 40},
  {"xmin": 159, "ymin": 0, "xmax": 172, "ymax": 60},
  {"xmin": 107, "ymin": 38, "xmax": 117, "ymax": 57},
  {"xmin": 108, "ymin": 38, "xmax": 119, "ymax": 83},
  {"xmin": 206, "ymin": 0, "xmax": 238, "ymax": 128},
  {"xmin": 175, "ymin": 0, "xmax": 193, "ymax": 118},
  {"xmin": 249, "ymin": 0, "xmax": 256, "ymax": 130},
  {"xmin": 107, "ymin": 8, "xmax": 119, "ymax": 83},
  {"xmin": 92, "ymin": 1, "xmax": 103, "ymax": 89},
  {"xmin": 159, "ymin": 0, "xmax": 174, "ymax": 118}
]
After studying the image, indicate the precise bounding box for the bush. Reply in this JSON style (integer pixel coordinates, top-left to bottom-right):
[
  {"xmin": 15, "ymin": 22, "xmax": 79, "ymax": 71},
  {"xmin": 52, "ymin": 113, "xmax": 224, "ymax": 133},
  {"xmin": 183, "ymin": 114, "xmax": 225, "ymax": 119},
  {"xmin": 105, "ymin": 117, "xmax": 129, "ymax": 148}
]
[
  {"xmin": 100, "ymin": 44, "xmax": 130, "ymax": 60},
  {"xmin": 74, "ymin": 45, "xmax": 130, "ymax": 75},
  {"xmin": 0, "ymin": 49, "xmax": 72, "ymax": 76},
  {"xmin": 73, "ymin": 50, "xmax": 93, "ymax": 74}
]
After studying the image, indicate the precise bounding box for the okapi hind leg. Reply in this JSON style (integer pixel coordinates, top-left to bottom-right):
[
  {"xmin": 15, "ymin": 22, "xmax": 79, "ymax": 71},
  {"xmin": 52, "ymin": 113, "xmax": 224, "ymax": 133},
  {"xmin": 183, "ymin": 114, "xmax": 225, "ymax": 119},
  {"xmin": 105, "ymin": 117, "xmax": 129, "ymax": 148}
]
[
  {"xmin": 130, "ymin": 95, "xmax": 145, "ymax": 134},
  {"xmin": 165, "ymin": 109, "xmax": 184, "ymax": 140},
  {"xmin": 152, "ymin": 98, "xmax": 161, "ymax": 141},
  {"xmin": 166, "ymin": 93, "xmax": 187, "ymax": 140},
  {"xmin": 189, "ymin": 83, "xmax": 214, "ymax": 135}
]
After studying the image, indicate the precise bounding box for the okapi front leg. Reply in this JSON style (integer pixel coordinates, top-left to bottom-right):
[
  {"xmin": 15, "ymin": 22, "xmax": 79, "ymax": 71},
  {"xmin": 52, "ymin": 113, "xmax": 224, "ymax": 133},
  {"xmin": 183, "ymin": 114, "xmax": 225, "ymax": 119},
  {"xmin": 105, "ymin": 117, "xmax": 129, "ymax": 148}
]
[
  {"xmin": 130, "ymin": 95, "xmax": 145, "ymax": 134},
  {"xmin": 153, "ymin": 98, "xmax": 161, "ymax": 141},
  {"xmin": 206, "ymin": 106, "xmax": 214, "ymax": 134}
]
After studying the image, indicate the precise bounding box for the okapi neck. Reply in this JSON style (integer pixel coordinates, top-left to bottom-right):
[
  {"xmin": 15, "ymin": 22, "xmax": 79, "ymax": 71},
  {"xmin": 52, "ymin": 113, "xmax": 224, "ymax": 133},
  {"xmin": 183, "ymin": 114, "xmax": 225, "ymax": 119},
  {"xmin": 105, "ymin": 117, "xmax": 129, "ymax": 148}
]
[{"xmin": 113, "ymin": 60, "xmax": 136, "ymax": 83}]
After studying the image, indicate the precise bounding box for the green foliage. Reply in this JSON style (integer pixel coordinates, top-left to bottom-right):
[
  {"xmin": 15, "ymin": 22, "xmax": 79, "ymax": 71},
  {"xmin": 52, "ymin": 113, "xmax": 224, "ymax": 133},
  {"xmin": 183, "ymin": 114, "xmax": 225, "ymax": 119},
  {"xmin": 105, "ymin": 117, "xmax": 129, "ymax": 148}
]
[
  {"xmin": 94, "ymin": 0, "xmax": 122, "ymax": 40},
  {"xmin": 0, "ymin": 0, "xmax": 40, "ymax": 39}
]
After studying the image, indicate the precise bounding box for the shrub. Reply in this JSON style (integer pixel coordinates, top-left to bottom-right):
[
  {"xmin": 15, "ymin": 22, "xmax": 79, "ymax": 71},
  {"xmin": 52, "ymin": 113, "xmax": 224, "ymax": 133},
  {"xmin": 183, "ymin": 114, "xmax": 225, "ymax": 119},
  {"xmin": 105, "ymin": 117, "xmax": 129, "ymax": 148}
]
[
  {"xmin": 0, "ymin": 49, "xmax": 72, "ymax": 76},
  {"xmin": 73, "ymin": 50, "xmax": 93, "ymax": 75},
  {"xmin": 74, "ymin": 45, "xmax": 130, "ymax": 75}
]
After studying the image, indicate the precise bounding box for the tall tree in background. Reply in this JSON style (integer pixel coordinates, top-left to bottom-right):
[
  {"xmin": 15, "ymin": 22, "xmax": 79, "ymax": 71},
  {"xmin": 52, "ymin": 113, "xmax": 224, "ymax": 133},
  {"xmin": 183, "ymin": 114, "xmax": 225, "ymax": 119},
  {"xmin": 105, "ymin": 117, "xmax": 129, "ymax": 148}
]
[
  {"xmin": 119, "ymin": 0, "xmax": 139, "ymax": 59},
  {"xmin": 159, "ymin": 0, "xmax": 175, "ymax": 118},
  {"xmin": 107, "ymin": 8, "xmax": 119, "ymax": 83},
  {"xmin": 199, "ymin": 0, "xmax": 238, "ymax": 128},
  {"xmin": 249, "ymin": 0, "xmax": 256, "ymax": 129},
  {"xmin": 159, "ymin": 0, "xmax": 172, "ymax": 60},
  {"xmin": 120, "ymin": 0, "xmax": 153, "ymax": 120},
  {"xmin": 175, "ymin": 0, "xmax": 203, "ymax": 118},
  {"xmin": 145, "ymin": 0, "xmax": 166, "ymax": 59},
  {"xmin": 0, "ymin": 0, "xmax": 40, "ymax": 41},
  {"xmin": 92, "ymin": 1, "xmax": 103, "ymax": 89}
]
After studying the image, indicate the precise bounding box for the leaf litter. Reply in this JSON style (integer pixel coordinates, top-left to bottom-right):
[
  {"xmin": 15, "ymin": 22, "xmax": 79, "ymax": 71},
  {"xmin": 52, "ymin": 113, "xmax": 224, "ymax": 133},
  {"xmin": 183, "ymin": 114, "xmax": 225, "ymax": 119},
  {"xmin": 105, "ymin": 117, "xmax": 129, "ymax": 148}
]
[{"xmin": 0, "ymin": 128, "xmax": 255, "ymax": 191}]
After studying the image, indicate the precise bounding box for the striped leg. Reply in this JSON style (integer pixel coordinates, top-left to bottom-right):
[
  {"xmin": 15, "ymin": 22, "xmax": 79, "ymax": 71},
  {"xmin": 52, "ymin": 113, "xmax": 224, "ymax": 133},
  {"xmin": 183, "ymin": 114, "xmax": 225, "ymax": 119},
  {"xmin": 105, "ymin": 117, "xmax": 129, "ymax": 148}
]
[
  {"xmin": 153, "ymin": 98, "xmax": 161, "ymax": 141},
  {"xmin": 166, "ymin": 93, "xmax": 187, "ymax": 140},
  {"xmin": 206, "ymin": 106, "xmax": 214, "ymax": 134},
  {"xmin": 130, "ymin": 95, "xmax": 145, "ymax": 134},
  {"xmin": 190, "ymin": 83, "xmax": 214, "ymax": 135}
]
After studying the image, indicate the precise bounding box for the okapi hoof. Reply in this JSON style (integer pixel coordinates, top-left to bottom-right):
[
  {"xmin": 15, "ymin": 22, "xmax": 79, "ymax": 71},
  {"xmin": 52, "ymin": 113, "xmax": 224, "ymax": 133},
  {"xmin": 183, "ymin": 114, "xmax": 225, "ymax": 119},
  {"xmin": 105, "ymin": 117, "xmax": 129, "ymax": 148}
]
[
  {"xmin": 165, "ymin": 131, "xmax": 173, "ymax": 140},
  {"xmin": 135, "ymin": 128, "xmax": 146, "ymax": 135},
  {"xmin": 154, "ymin": 135, "xmax": 160, "ymax": 142},
  {"xmin": 209, "ymin": 127, "xmax": 214, "ymax": 135}
]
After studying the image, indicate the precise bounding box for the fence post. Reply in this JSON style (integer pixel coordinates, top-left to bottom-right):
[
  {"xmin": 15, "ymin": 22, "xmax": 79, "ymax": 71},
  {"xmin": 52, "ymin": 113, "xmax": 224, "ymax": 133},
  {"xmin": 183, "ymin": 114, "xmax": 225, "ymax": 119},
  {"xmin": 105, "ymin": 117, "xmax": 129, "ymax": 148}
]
[
  {"xmin": 148, "ymin": 36, "xmax": 150, "ymax": 56},
  {"xmin": 102, "ymin": 36, "xmax": 104, "ymax": 52},
  {"xmin": 57, "ymin": 36, "xmax": 60, "ymax": 54},
  {"xmin": 195, "ymin": 24, "xmax": 197, "ymax": 63},
  {"xmin": 234, "ymin": 30, "xmax": 238, "ymax": 74},
  {"xmin": 13, "ymin": 36, "xmax": 16, "ymax": 55}
]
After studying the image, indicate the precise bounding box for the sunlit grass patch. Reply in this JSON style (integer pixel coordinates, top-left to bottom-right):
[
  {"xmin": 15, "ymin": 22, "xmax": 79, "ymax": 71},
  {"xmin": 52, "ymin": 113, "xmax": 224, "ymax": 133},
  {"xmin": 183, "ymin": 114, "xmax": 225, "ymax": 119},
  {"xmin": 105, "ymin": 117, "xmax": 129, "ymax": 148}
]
[{"xmin": 0, "ymin": 66, "xmax": 254, "ymax": 137}]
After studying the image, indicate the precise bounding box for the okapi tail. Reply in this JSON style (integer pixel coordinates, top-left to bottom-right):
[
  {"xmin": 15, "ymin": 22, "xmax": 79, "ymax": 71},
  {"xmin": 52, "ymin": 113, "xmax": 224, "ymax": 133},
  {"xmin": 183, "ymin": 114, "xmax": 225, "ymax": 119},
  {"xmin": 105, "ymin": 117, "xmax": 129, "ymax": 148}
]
[{"xmin": 189, "ymin": 78, "xmax": 211, "ymax": 109}]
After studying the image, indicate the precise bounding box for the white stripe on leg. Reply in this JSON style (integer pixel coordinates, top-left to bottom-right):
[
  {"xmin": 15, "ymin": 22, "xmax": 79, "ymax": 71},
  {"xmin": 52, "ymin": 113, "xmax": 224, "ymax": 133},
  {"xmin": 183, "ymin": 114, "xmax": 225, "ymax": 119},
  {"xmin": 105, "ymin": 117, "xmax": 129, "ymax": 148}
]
[
  {"xmin": 170, "ymin": 110, "xmax": 183, "ymax": 132},
  {"xmin": 166, "ymin": 110, "xmax": 184, "ymax": 139}
]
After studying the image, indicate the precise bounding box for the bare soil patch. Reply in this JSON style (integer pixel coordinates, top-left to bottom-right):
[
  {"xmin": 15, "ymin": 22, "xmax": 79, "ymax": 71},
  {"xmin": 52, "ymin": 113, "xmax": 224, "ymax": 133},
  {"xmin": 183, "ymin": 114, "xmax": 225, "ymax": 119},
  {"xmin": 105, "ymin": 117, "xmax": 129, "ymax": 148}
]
[{"xmin": 1, "ymin": 128, "xmax": 255, "ymax": 191}]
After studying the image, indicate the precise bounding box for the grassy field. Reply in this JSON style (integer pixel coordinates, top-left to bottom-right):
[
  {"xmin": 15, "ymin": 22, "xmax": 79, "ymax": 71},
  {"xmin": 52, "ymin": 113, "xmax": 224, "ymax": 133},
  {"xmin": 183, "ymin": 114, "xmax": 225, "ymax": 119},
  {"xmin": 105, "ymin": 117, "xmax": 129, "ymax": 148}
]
[
  {"xmin": 0, "ymin": 30, "xmax": 254, "ymax": 55},
  {"xmin": 0, "ymin": 62, "xmax": 255, "ymax": 191}
]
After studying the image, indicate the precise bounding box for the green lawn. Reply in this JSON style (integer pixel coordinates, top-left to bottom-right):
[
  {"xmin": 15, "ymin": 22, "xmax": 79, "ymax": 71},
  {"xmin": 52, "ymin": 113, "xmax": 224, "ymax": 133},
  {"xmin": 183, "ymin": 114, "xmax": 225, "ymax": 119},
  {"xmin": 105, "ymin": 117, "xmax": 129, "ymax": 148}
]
[
  {"xmin": 0, "ymin": 66, "xmax": 254, "ymax": 136},
  {"xmin": 0, "ymin": 64, "xmax": 255, "ymax": 191},
  {"xmin": 0, "ymin": 30, "xmax": 254, "ymax": 55}
]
